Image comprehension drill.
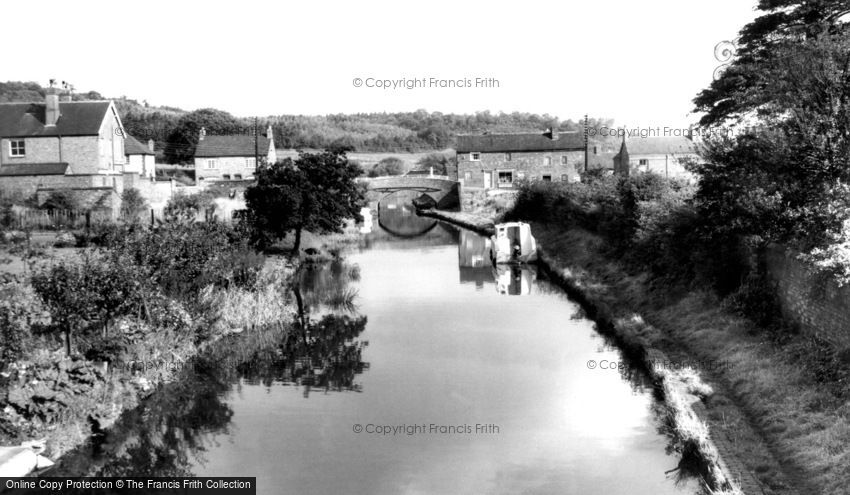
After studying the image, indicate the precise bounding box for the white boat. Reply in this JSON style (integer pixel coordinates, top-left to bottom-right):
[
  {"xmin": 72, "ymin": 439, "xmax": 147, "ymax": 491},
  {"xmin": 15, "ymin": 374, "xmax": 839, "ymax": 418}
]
[{"xmin": 490, "ymin": 222, "xmax": 538, "ymax": 264}]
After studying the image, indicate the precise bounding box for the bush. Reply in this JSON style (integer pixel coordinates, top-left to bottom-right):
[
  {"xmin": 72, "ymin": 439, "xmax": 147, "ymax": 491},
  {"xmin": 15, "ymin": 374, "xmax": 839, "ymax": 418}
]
[
  {"xmin": 368, "ymin": 157, "xmax": 405, "ymax": 177},
  {"xmin": 120, "ymin": 187, "xmax": 149, "ymax": 222},
  {"xmin": 40, "ymin": 190, "xmax": 80, "ymax": 211},
  {"xmin": 163, "ymin": 192, "xmax": 216, "ymax": 223},
  {"xmin": 105, "ymin": 221, "xmax": 261, "ymax": 298},
  {"xmin": 31, "ymin": 254, "xmax": 148, "ymax": 355},
  {"xmin": 0, "ymin": 197, "xmax": 14, "ymax": 230},
  {"xmin": 0, "ymin": 282, "xmax": 47, "ymax": 369},
  {"xmin": 414, "ymin": 153, "xmax": 453, "ymax": 175}
]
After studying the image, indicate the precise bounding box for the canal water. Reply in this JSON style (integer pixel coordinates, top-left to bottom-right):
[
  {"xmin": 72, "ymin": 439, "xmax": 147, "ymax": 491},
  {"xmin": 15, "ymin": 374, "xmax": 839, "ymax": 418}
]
[{"xmin": 52, "ymin": 205, "xmax": 699, "ymax": 495}]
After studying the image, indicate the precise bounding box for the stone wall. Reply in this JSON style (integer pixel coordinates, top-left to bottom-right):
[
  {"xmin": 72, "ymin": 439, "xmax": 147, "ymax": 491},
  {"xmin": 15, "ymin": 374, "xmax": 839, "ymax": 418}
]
[
  {"xmin": 0, "ymin": 174, "xmax": 104, "ymax": 198},
  {"xmin": 457, "ymin": 150, "xmax": 584, "ymax": 188},
  {"xmin": 764, "ymin": 244, "xmax": 850, "ymax": 350}
]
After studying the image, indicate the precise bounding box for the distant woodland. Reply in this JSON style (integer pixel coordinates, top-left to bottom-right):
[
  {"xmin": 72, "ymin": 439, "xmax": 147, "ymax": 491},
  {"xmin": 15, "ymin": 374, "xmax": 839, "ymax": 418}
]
[{"xmin": 1, "ymin": 81, "xmax": 616, "ymax": 163}]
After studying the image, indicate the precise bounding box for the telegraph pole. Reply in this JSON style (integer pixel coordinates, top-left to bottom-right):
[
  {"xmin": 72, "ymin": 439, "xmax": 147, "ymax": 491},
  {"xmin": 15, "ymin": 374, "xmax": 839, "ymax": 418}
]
[
  {"xmin": 254, "ymin": 117, "xmax": 259, "ymax": 167},
  {"xmin": 584, "ymin": 114, "xmax": 589, "ymax": 173}
]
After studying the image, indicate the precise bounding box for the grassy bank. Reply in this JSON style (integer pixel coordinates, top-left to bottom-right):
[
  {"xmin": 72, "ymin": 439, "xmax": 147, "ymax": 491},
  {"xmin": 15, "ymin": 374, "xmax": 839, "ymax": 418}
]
[
  {"xmin": 427, "ymin": 204, "xmax": 849, "ymax": 493},
  {"xmin": 0, "ymin": 220, "xmax": 362, "ymax": 466},
  {"xmin": 535, "ymin": 225, "xmax": 850, "ymax": 495}
]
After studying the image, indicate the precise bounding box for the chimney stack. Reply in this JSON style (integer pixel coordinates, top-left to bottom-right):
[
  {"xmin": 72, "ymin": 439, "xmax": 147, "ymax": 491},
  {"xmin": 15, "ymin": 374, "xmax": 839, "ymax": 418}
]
[
  {"xmin": 199, "ymin": 127, "xmax": 206, "ymax": 141},
  {"xmin": 148, "ymin": 139, "xmax": 155, "ymax": 152},
  {"xmin": 545, "ymin": 127, "xmax": 559, "ymax": 140},
  {"xmin": 45, "ymin": 87, "xmax": 61, "ymax": 126}
]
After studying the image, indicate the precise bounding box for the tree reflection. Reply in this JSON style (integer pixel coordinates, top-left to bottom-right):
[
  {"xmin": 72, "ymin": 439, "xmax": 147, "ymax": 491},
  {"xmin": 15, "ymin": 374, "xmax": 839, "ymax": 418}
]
[{"xmin": 48, "ymin": 258, "xmax": 370, "ymax": 477}]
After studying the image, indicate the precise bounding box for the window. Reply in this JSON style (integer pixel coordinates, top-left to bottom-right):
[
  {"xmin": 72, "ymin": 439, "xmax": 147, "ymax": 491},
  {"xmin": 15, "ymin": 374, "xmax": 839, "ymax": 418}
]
[
  {"xmin": 222, "ymin": 174, "xmax": 231, "ymax": 180},
  {"xmin": 542, "ymin": 175, "xmax": 552, "ymax": 182},
  {"xmin": 245, "ymin": 158, "xmax": 256, "ymax": 168},
  {"xmin": 234, "ymin": 174, "xmax": 242, "ymax": 180},
  {"xmin": 205, "ymin": 159, "xmax": 218, "ymax": 169},
  {"xmin": 9, "ymin": 140, "xmax": 25, "ymax": 157},
  {"xmin": 464, "ymin": 172, "xmax": 471, "ymax": 180},
  {"xmin": 470, "ymin": 152, "xmax": 481, "ymax": 161},
  {"xmin": 561, "ymin": 156, "xmax": 568, "ymax": 165},
  {"xmin": 543, "ymin": 156, "xmax": 551, "ymax": 166},
  {"xmin": 497, "ymin": 170, "xmax": 513, "ymax": 187},
  {"xmin": 639, "ymin": 159, "xmax": 649, "ymax": 166},
  {"xmin": 505, "ymin": 152, "xmax": 512, "ymax": 161},
  {"xmin": 561, "ymin": 174, "xmax": 569, "ymax": 181}
]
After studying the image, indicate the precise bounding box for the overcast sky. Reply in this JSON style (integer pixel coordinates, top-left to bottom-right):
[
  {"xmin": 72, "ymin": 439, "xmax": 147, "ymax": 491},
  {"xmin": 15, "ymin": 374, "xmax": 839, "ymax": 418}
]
[{"xmin": 2, "ymin": 0, "xmax": 758, "ymax": 128}]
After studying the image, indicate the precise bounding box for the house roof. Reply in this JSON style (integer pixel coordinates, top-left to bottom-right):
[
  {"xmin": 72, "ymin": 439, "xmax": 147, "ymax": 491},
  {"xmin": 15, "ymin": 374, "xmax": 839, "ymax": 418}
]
[
  {"xmin": 624, "ymin": 136, "xmax": 697, "ymax": 156},
  {"xmin": 0, "ymin": 101, "xmax": 112, "ymax": 137},
  {"xmin": 194, "ymin": 135, "xmax": 271, "ymax": 158},
  {"xmin": 456, "ymin": 131, "xmax": 585, "ymax": 153},
  {"xmin": 0, "ymin": 162, "xmax": 69, "ymax": 176},
  {"xmin": 125, "ymin": 135, "xmax": 154, "ymax": 155}
]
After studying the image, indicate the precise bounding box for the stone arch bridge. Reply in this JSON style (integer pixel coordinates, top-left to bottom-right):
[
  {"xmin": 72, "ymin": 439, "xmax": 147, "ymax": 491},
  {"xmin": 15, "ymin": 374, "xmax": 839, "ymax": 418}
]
[{"xmin": 362, "ymin": 176, "xmax": 460, "ymax": 210}]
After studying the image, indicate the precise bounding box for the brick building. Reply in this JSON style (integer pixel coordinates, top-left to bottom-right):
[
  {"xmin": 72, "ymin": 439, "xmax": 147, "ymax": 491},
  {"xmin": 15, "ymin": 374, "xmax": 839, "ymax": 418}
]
[
  {"xmin": 613, "ymin": 136, "xmax": 699, "ymax": 180},
  {"xmin": 193, "ymin": 126, "xmax": 276, "ymax": 183},
  {"xmin": 0, "ymin": 86, "xmax": 128, "ymax": 209},
  {"xmin": 456, "ymin": 129, "xmax": 586, "ymax": 189}
]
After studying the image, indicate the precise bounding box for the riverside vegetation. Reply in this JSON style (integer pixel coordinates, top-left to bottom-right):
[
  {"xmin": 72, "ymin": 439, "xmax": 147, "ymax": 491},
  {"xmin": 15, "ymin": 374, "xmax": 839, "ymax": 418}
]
[
  {"xmin": 0, "ymin": 150, "xmax": 366, "ymax": 464},
  {"xmin": 505, "ymin": 171, "xmax": 850, "ymax": 495}
]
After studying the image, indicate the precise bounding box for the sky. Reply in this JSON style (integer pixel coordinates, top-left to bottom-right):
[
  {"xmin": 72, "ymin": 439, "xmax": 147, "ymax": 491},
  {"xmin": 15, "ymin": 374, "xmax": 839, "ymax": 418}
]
[{"xmin": 0, "ymin": 0, "xmax": 759, "ymax": 128}]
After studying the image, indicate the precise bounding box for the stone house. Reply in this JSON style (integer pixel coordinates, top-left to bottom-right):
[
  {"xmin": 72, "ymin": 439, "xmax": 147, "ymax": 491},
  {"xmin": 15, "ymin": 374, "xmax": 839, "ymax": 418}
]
[
  {"xmin": 193, "ymin": 126, "xmax": 276, "ymax": 183},
  {"xmin": 124, "ymin": 135, "xmax": 156, "ymax": 178},
  {"xmin": 456, "ymin": 129, "xmax": 585, "ymax": 189},
  {"xmin": 613, "ymin": 136, "xmax": 700, "ymax": 180},
  {"xmin": 0, "ymin": 87, "xmax": 128, "ymax": 210}
]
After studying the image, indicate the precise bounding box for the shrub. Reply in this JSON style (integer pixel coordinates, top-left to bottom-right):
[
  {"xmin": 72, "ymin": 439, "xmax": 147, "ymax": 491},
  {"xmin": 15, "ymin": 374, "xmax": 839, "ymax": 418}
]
[
  {"xmin": 163, "ymin": 192, "xmax": 216, "ymax": 224},
  {"xmin": 120, "ymin": 187, "xmax": 149, "ymax": 222},
  {"xmin": 0, "ymin": 197, "xmax": 14, "ymax": 230},
  {"xmin": 0, "ymin": 282, "xmax": 47, "ymax": 369},
  {"xmin": 368, "ymin": 157, "xmax": 405, "ymax": 177},
  {"xmin": 40, "ymin": 190, "xmax": 80, "ymax": 211},
  {"xmin": 31, "ymin": 254, "xmax": 148, "ymax": 355},
  {"xmin": 104, "ymin": 221, "xmax": 259, "ymax": 298}
]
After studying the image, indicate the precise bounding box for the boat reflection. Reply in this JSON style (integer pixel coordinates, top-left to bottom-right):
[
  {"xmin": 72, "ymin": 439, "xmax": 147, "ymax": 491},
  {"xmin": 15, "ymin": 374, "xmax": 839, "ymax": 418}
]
[
  {"xmin": 457, "ymin": 229, "xmax": 537, "ymax": 295},
  {"xmin": 494, "ymin": 264, "xmax": 536, "ymax": 295}
]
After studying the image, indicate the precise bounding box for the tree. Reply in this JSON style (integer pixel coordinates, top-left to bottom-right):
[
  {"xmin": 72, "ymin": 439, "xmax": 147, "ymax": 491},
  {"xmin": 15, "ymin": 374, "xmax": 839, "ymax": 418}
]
[
  {"xmin": 245, "ymin": 150, "xmax": 365, "ymax": 255},
  {"xmin": 694, "ymin": 0, "xmax": 850, "ymax": 126},
  {"xmin": 414, "ymin": 153, "xmax": 453, "ymax": 175},
  {"xmin": 164, "ymin": 108, "xmax": 247, "ymax": 163},
  {"xmin": 367, "ymin": 157, "xmax": 404, "ymax": 177}
]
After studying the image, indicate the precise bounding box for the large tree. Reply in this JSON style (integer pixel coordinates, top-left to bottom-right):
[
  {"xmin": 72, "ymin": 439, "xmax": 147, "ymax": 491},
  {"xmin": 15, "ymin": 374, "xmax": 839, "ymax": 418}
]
[
  {"xmin": 695, "ymin": 0, "xmax": 850, "ymax": 127},
  {"xmin": 245, "ymin": 149, "xmax": 365, "ymax": 255},
  {"xmin": 164, "ymin": 108, "xmax": 247, "ymax": 163}
]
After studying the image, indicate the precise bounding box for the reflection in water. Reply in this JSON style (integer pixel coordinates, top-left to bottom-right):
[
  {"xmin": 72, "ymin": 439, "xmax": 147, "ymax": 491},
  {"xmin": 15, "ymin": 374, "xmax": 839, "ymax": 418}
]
[
  {"xmin": 458, "ymin": 229, "xmax": 539, "ymax": 296},
  {"xmin": 50, "ymin": 210, "xmax": 701, "ymax": 495},
  {"xmin": 377, "ymin": 191, "xmax": 438, "ymax": 238},
  {"xmin": 48, "ymin": 259, "xmax": 369, "ymax": 477},
  {"xmin": 494, "ymin": 264, "xmax": 536, "ymax": 295},
  {"xmin": 359, "ymin": 207, "xmax": 373, "ymax": 234}
]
